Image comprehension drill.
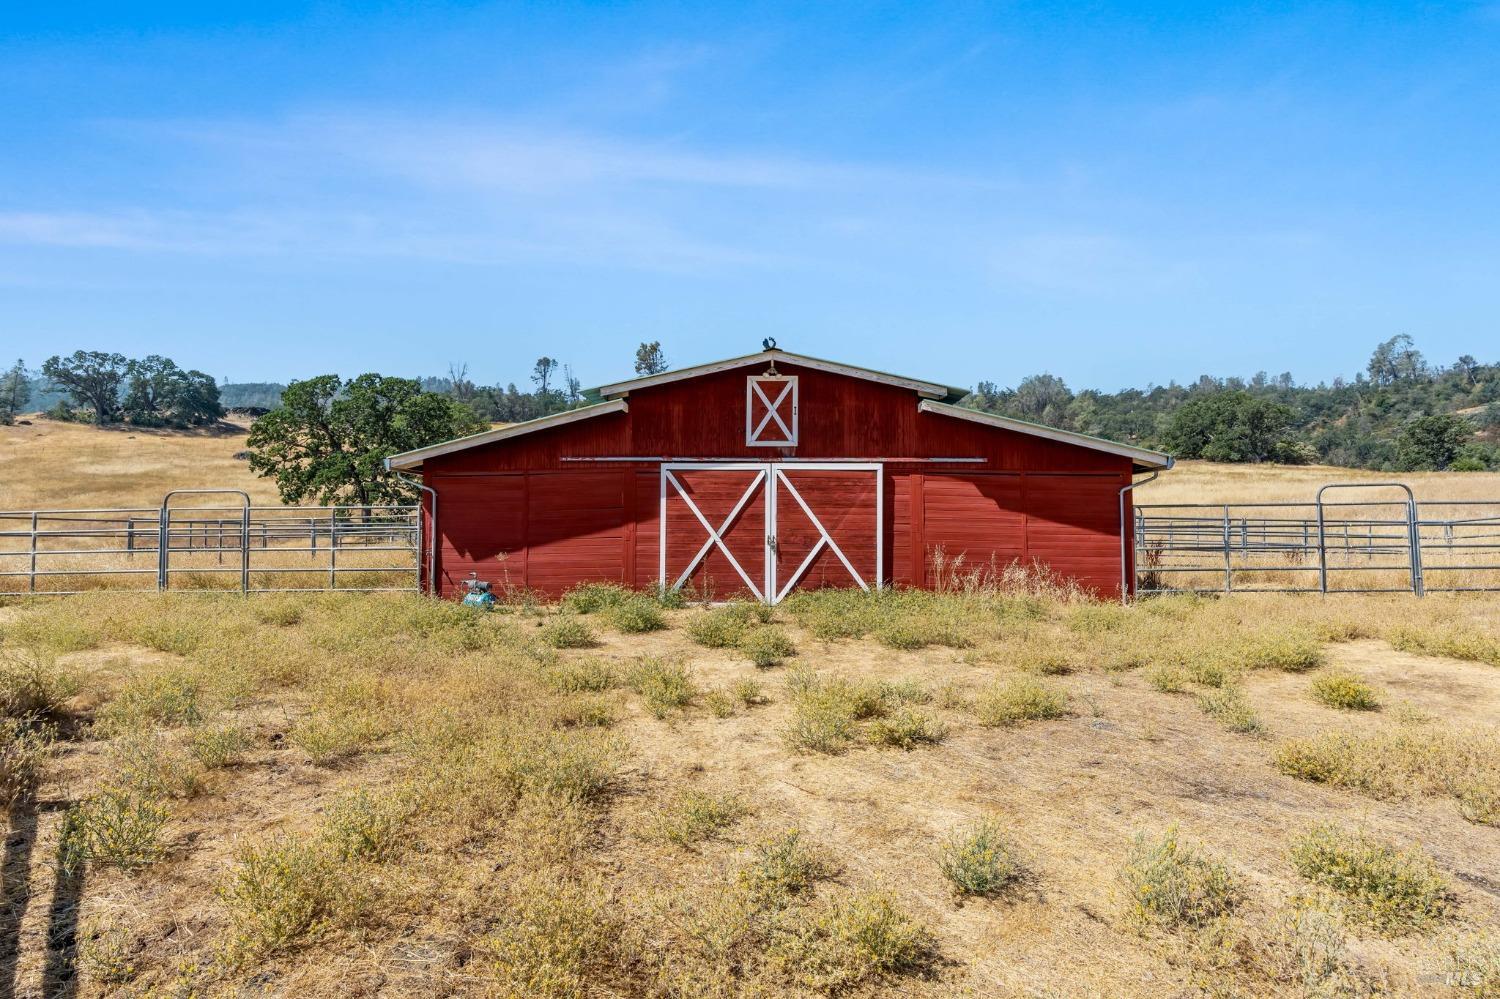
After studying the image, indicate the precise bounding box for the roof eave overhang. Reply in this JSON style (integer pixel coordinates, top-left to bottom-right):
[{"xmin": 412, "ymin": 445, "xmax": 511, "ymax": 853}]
[
  {"xmin": 383, "ymin": 399, "xmax": 629, "ymax": 472},
  {"xmin": 595, "ymin": 350, "xmax": 967, "ymax": 403},
  {"xmin": 917, "ymin": 399, "xmax": 1173, "ymax": 472}
]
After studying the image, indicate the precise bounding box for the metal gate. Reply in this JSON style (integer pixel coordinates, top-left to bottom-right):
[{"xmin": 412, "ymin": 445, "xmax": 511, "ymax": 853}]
[
  {"xmin": 1135, "ymin": 484, "xmax": 1500, "ymax": 596},
  {"xmin": 1, "ymin": 491, "xmax": 424, "ymax": 595}
]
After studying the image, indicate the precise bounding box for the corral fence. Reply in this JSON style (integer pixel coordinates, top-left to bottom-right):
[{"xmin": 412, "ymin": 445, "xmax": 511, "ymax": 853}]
[
  {"xmin": 1, "ymin": 489, "xmax": 425, "ymax": 595},
  {"xmin": 1135, "ymin": 483, "xmax": 1500, "ymax": 596}
]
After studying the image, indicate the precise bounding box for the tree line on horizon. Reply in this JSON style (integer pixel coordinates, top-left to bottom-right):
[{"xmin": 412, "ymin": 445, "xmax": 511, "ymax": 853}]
[
  {"xmin": 6, "ymin": 336, "xmax": 1499, "ymax": 481},
  {"xmin": 968, "ymin": 335, "xmax": 1500, "ymax": 473}
]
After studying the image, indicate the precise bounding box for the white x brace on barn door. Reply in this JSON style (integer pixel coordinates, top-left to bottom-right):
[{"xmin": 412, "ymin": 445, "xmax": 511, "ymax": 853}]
[{"xmin": 660, "ymin": 463, "xmax": 882, "ymax": 604}]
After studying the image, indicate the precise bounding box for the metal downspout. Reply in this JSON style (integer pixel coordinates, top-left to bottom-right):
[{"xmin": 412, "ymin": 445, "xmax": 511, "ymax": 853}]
[
  {"xmin": 394, "ymin": 471, "xmax": 438, "ymax": 596},
  {"xmin": 1119, "ymin": 467, "xmax": 1164, "ymax": 604}
]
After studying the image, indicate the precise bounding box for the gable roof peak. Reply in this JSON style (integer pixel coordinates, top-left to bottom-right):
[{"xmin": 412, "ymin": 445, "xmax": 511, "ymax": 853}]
[{"xmin": 593, "ymin": 349, "xmax": 968, "ymax": 403}]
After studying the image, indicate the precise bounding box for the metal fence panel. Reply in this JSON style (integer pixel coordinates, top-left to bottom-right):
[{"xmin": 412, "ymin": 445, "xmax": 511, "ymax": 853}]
[
  {"xmin": 1136, "ymin": 491, "xmax": 1500, "ymax": 596},
  {"xmin": 0, "ymin": 494, "xmax": 422, "ymax": 596}
]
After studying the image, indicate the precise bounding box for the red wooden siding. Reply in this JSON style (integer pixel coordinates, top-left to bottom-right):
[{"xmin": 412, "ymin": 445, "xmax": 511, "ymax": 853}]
[{"xmin": 420, "ymin": 357, "xmax": 1140, "ymax": 599}]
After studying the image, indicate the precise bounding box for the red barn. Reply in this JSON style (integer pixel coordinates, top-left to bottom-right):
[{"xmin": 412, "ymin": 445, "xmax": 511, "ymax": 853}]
[{"xmin": 386, "ymin": 348, "xmax": 1171, "ymax": 602}]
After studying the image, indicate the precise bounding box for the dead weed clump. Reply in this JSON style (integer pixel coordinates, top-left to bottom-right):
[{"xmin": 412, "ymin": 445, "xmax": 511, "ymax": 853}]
[
  {"xmin": 1118, "ymin": 826, "xmax": 1239, "ymax": 930},
  {"xmin": 782, "ymin": 668, "xmax": 935, "ymax": 753},
  {"xmin": 1274, "ymin": 722, "xmax": 1500, "ymax": 825},
  {"xmin": 973, "ymin": 676, "xmax": 1068, "ymax": 727},
  {"xmin": 1289, "ymin": 823, "xmax": 1454, "ymax": 934},
  {"xmin": 646, "ymin": 789, "xmax": 748, "ymax": 847},
  {"xmin": 627, "ymin": 656, "xmax": 698, "ymax": 718}
]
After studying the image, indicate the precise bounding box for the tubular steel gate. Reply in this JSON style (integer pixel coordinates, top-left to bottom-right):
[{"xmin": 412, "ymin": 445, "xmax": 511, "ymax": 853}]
[
  {"xmin": 1, "ymin": 490, "xmax": 424, "ymax": 595},
  {"xmin": 1135, "ymin": 484, "xmax": 1500, "ymax": 596}
]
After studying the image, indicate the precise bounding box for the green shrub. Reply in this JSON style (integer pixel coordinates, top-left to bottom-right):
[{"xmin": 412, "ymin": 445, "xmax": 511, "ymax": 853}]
[
  {"xmin": 782, "ymin": 672, "xmax": 889, "ymax": 753},
  {"xmin": 936, "ymin": 817, "xmax": 1022, "ymax": 897},
  {"xmin": 320, "ymin": 788, "xmax": 411, "ymax": 862},
  {"xmin": 542, "ymin": 657, "xmax": 615, "ymax": 693},
  {"xmin": 1311, "ymin": 671, "xmax": 1381, "ymax": 711},
  {"xmin": 560, "ymin": 582, "xmax": 631, "ymax": 614},
  {"xmin": 252, "ymin": 598, "xmax": 305, "ymax": 627},
  {"xmin": 1146, "ymin": 663, "xmax": 1190, "ymax": 693},
  {"xmin": 219, "ymin": 836, "xmax": 348, "ymax": 959},
  {"xmin": 1013, "ymin": 648, "xmax": 1073, "ymax": 676},
  {"xmin": 0, "ymin": 718, "xmax": 51, "ymax": 806},
  {"xmin": 603, "ymin": 596, "xmax": 666, "ymax": 634},
  {"xmin": 540, "ymin": 616, "xmax": 597, "ymax": 649},
  {"xmin": 1387, "ymin": 625, "xmax": 1500, "ymax": 667},
  {"xmin": 62, "ymin": 785, "xmax": 170, "ymax": 873},
  {"xmin": 770, "ymin": 892, "xmax": 931, "ymax": 992},
  {"xmin": 1242, "ymin": 633, "xmax": 1326, "ymax": 672},
  {"xmin": 553, "ymin": 695, "xmax": 616, "ymax": 729},
  {"xmin": 866, "ymin": 707, "xmax": 947, "ymax": 750},
  {"xmin": 739, "ymin": 829, "xmax": 836, "ymax": 903},
  {"xmin": 289, "ymin": 708, "xmax": 386, "ymax": 765},
  {"xmin": 740, "ymin": 626, "xmax": 796, "ymax": 667},
  {"xmin": 0, "ymin": 649, "xmax": 79, "ymax": 718},
  {"xmin": 974, "ymin": 677, "xmax": 1067, "ymax": 727},
  {"xmin": 647, "ymin": 789, "xmax": 747, "ymax": 846},
  {"xmin": 704, "ymin": 689, "xmax": 736, "ymax": 718},
  {"xmin": 626, "ymin": 657, "xmax": 697, "ymax": 718},
  {"xmin": 873, "ymin": 620, "xmax": 930, "ymax": 650},
  {"xmin": 1196, "ymin": 684, "xmax": 1263, "ymax": 734},
  {"xmin": 878, "ymin": 679, "xmax": 931, "ymax": 704},
  {"xmin": 1289, "ymin": 824, "xmax": 1452, "ymax": 933},
  {"xmin": 1273, "ymin": 724, "xmax": 1500, "ymax": 826},
  {"xmin": 1119, "ymin": 826, "xmax": 1239, "ymax": 929},
  {"xmin": 188, "ymin": 724, "xmax": 249, "ymax": 770},
  {"xmin": 733, "ymin": 677, "xmax": 766, "ymax": 706},
  {"xmin": 687, "ymin": 604, "xmax": 768, "ymax": 648},
  {"xmin": 112, "ymin": 731, "xmax": 207, "ymax": 799},
  {"xmin": 97, "ymin": 668, "xmax": 204, "ymax": 734},
  {"xmin": 480, "ymin": 872, "xmax": 620, "ymax": 998}
]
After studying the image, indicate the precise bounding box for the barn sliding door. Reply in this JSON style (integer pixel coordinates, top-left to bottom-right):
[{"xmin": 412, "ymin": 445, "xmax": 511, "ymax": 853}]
[
  {"xmin": 660, "ymin": 462, "xmax": 881, "ymax": 604},
  {"xmin": 769, "ymin": 465, "xmax": 881, "ymax": 603},
  {"xmin": 660, "ymin": 463, "xmax": 771, "ymax": 601}
]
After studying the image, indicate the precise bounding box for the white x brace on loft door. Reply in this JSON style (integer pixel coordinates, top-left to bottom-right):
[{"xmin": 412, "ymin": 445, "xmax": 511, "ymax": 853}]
[{"xmin": 659, "ymin": 462, "xmax": 882, "ymax": 603}]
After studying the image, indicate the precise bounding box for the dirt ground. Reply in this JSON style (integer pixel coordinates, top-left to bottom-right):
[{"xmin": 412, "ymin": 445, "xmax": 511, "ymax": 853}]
[{"xmin": 2, "ymin": 593, "xmax": 1497, "ymax": 997}]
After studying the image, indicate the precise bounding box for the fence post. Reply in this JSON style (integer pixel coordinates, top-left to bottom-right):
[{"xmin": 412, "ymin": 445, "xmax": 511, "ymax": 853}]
[
  {"xmin": 241, "ymin": 506, "xmax": 251, "ymax": 594},
  {"xmin": 1408, "ymin": 498, "xmax": 1425, "ymax": 597},
  {"xmin": 157, "ymin": 508, "xmax": 169, "ymax": 591},
  {"xmin": 329, "ymin": 514, "xmax": 338, "ymax": 590},
  {"xmin": 1315, "ymin": 495, "xmax": 1328, "ymax": 594},
  {"xmin": 28, "ymin": 511, "xmax": 38, "ymax": 594},
  {"xmin": 1222, "ymin": 505, "xmax": 1232, "ymax": 592}
]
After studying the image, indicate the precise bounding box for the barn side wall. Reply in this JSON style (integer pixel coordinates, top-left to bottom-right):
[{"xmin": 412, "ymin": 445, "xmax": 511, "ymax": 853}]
[{"xmin": 421, "ymin": 361, "xmax": 1136, "ymax": 599}]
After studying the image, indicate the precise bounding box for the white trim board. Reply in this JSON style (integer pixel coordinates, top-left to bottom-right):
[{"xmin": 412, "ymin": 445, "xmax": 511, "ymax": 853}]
[
  {"xmin": 384, "ymin": 400, "xmax": 628, "ymax": 471},
  {"xmin": 597, "ymin": 350, "xmax": 966, "ymax": 402},
  {"xmin": 917, "ymin": 400, "xmax": 1173, "ymax": 471}
]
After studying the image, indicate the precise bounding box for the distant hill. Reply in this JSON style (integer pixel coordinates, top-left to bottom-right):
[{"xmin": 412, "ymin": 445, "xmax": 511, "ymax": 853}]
[{"xmin": 220, "ymin": 382, "xmax": 285, "ymax": 410}]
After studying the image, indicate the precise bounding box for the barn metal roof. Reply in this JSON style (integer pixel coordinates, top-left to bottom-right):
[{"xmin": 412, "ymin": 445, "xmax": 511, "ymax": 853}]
[
  {"xmin": 594, "ymin": 349, "xmax": 970, "ymax": 403},
  {"xmin": 384, "ymin": 399, "xmax": 628, "ymax": 470},
  {"xmin": 917, "ymin": 400, "xmax": 1174, "ymax": 471}
]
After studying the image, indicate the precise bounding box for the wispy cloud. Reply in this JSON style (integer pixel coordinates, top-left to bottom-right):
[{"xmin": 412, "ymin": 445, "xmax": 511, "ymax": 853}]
[{"xmin": 1, "ymin": 111, "xmax": 1012, "ymax": 275}]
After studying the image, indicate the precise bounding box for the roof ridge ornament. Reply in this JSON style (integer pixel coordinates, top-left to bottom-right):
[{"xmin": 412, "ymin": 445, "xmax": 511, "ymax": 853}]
[{"xmin": 761, "ymin": 338, "xmax": 779, "ymax": 376}]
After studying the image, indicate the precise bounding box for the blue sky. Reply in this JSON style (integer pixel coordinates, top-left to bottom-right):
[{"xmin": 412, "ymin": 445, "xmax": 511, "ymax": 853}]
[{"xmin": 2, "ymin": 2, "xmax": 1498, "ymax": 391}]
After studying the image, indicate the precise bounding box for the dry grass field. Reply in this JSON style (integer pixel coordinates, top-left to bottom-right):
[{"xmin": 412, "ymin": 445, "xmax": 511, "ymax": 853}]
[
  {"xmin": 0, "ymin": 586, "xmax": 1497, "ymax": 997},
  {"xmin": 1138, "ymin": 460, "xmax": 1500, "ymax": 506},
  {"xmin": 1, "ymin": 421, "xmax": 1498, "ymax": 997},
  {"xmin": 0, "ymin": 418, "xmax": 274, "ymax": 510}
]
